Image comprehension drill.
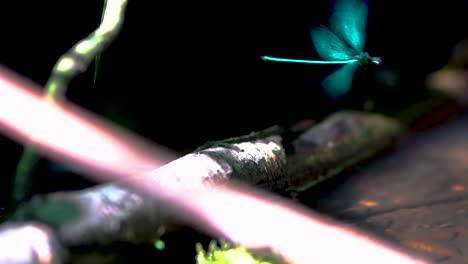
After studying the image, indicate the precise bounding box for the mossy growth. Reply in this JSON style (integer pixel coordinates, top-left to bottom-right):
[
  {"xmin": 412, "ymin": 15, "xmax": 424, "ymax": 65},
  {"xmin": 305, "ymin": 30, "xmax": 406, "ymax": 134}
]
[{"xmin": 196, "ymin": 240, "xmax": 288, "ymax": 264}]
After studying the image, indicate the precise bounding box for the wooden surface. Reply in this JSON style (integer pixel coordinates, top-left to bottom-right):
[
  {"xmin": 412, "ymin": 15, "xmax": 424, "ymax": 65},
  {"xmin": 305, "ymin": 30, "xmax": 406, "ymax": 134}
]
[{"xmin": 308, "ymin": 112, "xmax": 468, "ymax": 263}]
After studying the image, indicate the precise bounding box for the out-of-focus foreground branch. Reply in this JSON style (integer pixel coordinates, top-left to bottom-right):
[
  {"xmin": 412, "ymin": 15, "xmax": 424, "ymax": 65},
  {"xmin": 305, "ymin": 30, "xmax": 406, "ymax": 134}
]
[
  {"xmin": 12, "ymin": 111, "xmax": 403, "ymax": 246},
  {"xmin": 0, "ymin": 66, "xmax": 430, "ymax": 263}
]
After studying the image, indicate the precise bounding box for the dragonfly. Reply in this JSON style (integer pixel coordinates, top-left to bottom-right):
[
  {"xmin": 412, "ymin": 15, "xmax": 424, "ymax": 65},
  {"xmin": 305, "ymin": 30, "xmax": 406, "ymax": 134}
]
[{"xmin": 262, "ymin": 0, "xmax": 382, "ymax": 99}]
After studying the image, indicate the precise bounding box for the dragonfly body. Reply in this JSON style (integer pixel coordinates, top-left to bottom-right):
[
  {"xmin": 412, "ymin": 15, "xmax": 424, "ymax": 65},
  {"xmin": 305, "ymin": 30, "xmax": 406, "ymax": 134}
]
[{"xmin": 262, "ymin": 0, "xmax": 381, "ymax": 99}]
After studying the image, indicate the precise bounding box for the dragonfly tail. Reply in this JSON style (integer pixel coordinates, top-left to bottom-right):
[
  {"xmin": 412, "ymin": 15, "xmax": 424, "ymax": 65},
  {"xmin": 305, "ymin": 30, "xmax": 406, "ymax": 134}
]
[{"xmin": 262, "ymin": 55, "xmax": 357, "ymax": 65}]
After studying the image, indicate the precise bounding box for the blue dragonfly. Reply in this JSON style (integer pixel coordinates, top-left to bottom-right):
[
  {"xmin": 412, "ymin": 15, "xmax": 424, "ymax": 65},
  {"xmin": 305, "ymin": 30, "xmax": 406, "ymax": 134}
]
[{"xmin": 262, "ymin": 0, "xmax": 382, "ymax": 99}]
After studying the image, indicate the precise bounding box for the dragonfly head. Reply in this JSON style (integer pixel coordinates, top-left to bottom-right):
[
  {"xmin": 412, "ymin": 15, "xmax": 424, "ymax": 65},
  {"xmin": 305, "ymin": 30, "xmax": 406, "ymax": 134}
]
[
  {"xmin": 370, "ymin": 56, "xmax": 382, "ymax": 65},
  {"xmin": 356, "ymin": 52, "xmax": 382, "ymax": 66}
]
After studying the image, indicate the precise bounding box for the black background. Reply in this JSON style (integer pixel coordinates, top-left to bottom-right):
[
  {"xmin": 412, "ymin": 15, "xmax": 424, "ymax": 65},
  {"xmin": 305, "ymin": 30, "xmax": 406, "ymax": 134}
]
[
  {"xmin": 1, "ymin": 1, "xmax": 466, "ymax": 149},
  {"xmin": 0, "ymin": 1, "xmax": 467, "ymax": 262},
  {"xmin": 1, "ymin": 1, "xmax": 467, "ymax": 147}
]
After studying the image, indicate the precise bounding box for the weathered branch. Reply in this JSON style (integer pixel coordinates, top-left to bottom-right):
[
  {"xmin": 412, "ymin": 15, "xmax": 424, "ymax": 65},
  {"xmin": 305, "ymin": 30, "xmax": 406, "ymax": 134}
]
[
  {"xmin": 11, "ymin": 111, "xmax": 403, "ymax": 248},
  {"xmin": 0, "ymin": 67, "xmax": 437, "ymax": 263}
]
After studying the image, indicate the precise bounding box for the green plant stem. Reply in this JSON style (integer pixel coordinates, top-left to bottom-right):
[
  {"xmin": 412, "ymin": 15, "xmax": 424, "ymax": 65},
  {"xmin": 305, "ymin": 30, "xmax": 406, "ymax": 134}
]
[{"xmin": 12, "ymin": 0, "xmax": 129, "ymax": 206}]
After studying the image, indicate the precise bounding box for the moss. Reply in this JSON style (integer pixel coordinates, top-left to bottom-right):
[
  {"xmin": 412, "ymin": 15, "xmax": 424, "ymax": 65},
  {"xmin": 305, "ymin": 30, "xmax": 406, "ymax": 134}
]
[{"xmin": 196, "ymin": 240, "xmax": 288, "ymax": 264}]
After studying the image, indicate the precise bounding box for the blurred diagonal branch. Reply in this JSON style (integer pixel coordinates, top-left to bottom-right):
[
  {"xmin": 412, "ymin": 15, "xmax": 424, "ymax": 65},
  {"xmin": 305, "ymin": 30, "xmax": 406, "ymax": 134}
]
[
  {"xmin": 2, "ymin": 60, "xmax": 455, "ymax": 262},
  {"xmin": 12, "ymin": 0, "xmax": 129, "ymax": 206},
  {"xmin": 9, "ymin": 111, "xmax": 405, "ymax": 262}
]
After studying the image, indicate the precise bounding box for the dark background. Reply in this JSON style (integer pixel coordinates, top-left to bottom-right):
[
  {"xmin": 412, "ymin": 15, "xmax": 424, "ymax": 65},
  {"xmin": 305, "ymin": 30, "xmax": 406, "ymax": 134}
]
[
  {"xmin": 0, "ymin": 1, "xmax": 467, "ymax": 262},
  {"xmin": 1, "ymin": 1, "xmax": 467, "ymax": 149}
]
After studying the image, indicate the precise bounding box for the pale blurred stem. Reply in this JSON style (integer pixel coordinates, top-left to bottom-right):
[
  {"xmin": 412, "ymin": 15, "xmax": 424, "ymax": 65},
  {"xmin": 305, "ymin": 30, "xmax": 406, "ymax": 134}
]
[{"xmin": 12, "ymin": 0, "xmax": 128, "ymax": 205}]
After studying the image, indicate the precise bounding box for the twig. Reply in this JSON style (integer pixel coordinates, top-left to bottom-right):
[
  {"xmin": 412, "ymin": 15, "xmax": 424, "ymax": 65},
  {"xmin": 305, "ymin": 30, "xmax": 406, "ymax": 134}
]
[
  {"xmin": 45, "ymin": 0, "xmax": 127, "ymax": 99},
  {"xmin": 12, "ymin": 0, "xmax": 129, "ymax": 205}
]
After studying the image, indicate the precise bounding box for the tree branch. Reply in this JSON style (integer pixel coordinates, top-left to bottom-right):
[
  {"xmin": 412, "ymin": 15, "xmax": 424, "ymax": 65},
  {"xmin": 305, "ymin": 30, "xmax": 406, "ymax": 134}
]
[
  {"xmin": 0, "ymin": 66, "xmax": 433, "ymax": 263},
  {"xmin": 11, "ymin": 111, "xmax": 403, "ymax": 247}
]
